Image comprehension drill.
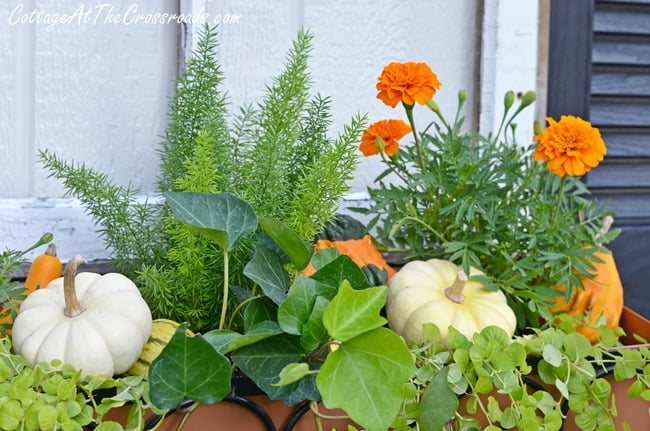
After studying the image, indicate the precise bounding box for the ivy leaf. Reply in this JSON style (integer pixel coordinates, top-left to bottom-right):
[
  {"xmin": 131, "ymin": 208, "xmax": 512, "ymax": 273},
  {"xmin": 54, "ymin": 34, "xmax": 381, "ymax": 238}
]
[
  {"xmin": 231, "ymin": 334, "xmax": 320, "ymax": 405},
  {"xmin": 244, "ymin": 297, "xmax": 278, "ymax": 330},
  {"xmin": 310, "ymin": 255, "xmax": 370, "ymax": 298},
  {"xmin": 226, "ymin": 321, "xmax": 282, "ymax": 352},
  {"xmin": 323, "ymin": 282, "xmax": 387, "ymax": 342},
  {"xmin": 148, "ymin": 325, "xmax": 232, "ymax": 409},
  {"xmin": 202, "ymin": 329, "xmax": 240, "ymax": 355},
  {"xmin": 317, "ymin": 327, "xmax": 415, "ymax": 431},
  {"xmin": 311, "ymin": 248, "xmax": 339, "ymax": 270},
  {"xmin": 164, "ymin": 191, "xmax": 257, "ymax": 251},
  {"xmin": 278, "ymin": 276, "xmax": 320, "ymax": 335},
  {"xmin": 300, "ymin": 296, "xmax": 330, "ymax": 351},
  {"xmin": 259, "ymin": 217, "xmax": 312, "ymax": 270},
  {"xmin": 274, "ymin": 363, "xmax": 311, "ymax": 386},
  {"xmin": 417, "ymin": 367, "xmax": 458, "ymax": 431},
  {"xmin": 244, "ymin": 244, "xmax": 290, "ymax": 304}
]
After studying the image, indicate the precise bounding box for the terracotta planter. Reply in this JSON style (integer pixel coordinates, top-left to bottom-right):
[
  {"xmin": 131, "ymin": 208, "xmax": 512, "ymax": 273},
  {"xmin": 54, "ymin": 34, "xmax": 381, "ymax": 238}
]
[
  {"xmin": 98, "ymin": 377, "xmax": 354, "ymax": 431},
  {"xmin": 562, "ymin": 306, "xmax": 650, "ymax": 431},
  {"xmin": 458, "ymin": 306, "xmax": 650, "ymax": 430}
]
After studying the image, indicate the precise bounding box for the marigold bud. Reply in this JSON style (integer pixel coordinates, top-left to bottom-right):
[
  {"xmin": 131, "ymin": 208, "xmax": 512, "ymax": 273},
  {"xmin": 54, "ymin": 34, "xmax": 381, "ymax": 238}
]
[
  {"xmin": 520, "ymin": 91, "xmax": 537, "ymax": 109},
  {"xmin": 504, "ymin": 91, "xmax": 515, "ymax": 110},
  {"xmin": 458, "ymin": 90, "xmax": 468, "ymax": 105}
]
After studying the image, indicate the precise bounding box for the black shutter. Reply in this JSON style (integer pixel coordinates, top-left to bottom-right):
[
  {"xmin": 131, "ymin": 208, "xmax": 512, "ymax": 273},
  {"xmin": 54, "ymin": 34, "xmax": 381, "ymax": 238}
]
[{"xmin": 548, "ymin": 0, "xmax": 650, "ymax": 318}]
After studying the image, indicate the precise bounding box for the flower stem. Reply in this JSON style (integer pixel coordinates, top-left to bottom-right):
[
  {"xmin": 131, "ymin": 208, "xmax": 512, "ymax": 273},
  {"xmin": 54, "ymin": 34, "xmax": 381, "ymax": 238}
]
[
  {"xmin": 403, "ymin": 102, "xmax": 426, "ymax": 171},
  {"xmin": 218, "ymin": 250, "xmax": 229, "ymax": 330},
  {"xmin": 550, "ymin": 175, "xmax": 567, "ymax": 233}
]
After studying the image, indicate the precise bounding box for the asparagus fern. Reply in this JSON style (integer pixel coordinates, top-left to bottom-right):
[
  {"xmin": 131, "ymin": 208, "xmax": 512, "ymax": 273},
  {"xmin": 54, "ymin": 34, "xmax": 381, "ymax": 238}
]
[{"xmin": 39, "ymin": 25, "xmax": 364, "ymax": 331}]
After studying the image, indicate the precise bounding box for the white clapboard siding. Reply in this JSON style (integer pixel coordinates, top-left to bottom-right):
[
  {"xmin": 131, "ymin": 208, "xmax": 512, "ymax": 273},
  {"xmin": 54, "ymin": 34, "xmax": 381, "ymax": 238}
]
[{"xmin": 0, "ymin": 0, "xmax": 540, "ymax": 261}]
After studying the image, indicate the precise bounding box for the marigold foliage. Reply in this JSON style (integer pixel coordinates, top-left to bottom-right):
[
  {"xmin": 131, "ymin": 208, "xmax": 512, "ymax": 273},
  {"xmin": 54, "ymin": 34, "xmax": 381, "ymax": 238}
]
[{"xmin": 360, "ymin": 89, "xmax": 617, "ymax": 328}]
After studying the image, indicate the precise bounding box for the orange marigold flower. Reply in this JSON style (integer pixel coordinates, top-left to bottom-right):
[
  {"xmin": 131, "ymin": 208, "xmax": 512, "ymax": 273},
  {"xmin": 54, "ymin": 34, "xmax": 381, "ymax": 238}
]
[
  {"xmin": 533, "ymin": 115, "xmax": 607, "ymax": 177},
  {"xmin": 359, "ymin": 119, "xmax": 412, "ymax": 157},
  {"xmin": 376, "ymin": 62, "xmax": 441, "ymax": 108}
]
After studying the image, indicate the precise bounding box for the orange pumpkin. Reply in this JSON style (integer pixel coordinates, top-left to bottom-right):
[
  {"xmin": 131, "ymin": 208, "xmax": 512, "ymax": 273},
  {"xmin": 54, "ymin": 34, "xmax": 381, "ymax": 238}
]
[
  {"xmin": 553, "ymin": 218, "xmax": 623, "ymax": 342},
  {"xmin": 302, "ymin": 215, "xmax": 396, "ymax": 282},
  {"xmin": 0, "ymin": 243, "xmax": 62, "ymax": 330}
]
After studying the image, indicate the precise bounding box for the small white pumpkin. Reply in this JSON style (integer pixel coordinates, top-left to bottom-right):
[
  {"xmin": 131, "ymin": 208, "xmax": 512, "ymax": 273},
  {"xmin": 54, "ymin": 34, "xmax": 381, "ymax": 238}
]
[
  {"xmin": 386, "ymin": 259, "xmax": 516, "ymax": 346},
  {"xmin": 12, "ymin": 255, "xmax": 152, "ymax": 377}
]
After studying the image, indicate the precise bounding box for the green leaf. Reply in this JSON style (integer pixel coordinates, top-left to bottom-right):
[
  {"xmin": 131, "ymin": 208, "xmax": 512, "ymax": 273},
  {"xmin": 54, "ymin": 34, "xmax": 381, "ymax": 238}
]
[
  {"xmin": 278, "ymin": 276, "xmax": 320, "ymax": 335},
  {"xmin": 555, "ymin": 378, "xmax": 569, "ymax": 400},
  {"xmin": 37, "ymin": 404, "xmax": 58, "ymax": 430},
  {"xmin": 626, "ymin": 380, "xmax": 644, "ymax": 398},
  {"xmin": 543, "ymin": 344, "xmax": 564, "ymax": 367},
  {"xmin": 226, "ymin": 321, "xmax": 283, "ymax": 352},
  {"xmin": 259, "ymin": 217, "xmax": 312, "ymax": 270},
  {"xmin": 417, "ymin": 367, "xmax": 459, "ymax": 431},
  {"xmin": 317, "ymin": 327, "xmax": 415, "ymax": 431},
  {"xmin": 574, "ymin": 406, "xmax": 598, "ymax": 431},
  {"xmin": 311, "ymin": 248, "xmax": 339, "ymax": 270},
  {"xmin": 232, "ymin": 334, "xmax": 320, "ymax": 405},
  {"xmin": 500, "ymin": 406, "xmax": 521, "ymax": 429},
  {"xmin": 310, "ymin": 255, "xmax": 370, "ymax": 298},
  {"xmin": 164, "ymin": 191, "xmax": 257, "ymax": 250},
  {"xmin": 202, "ymin": 329, "xmax": 240, "ymax": 355},
  {"xmin": 0, "ymin": 400, "xmax": 23, "ymax": 430},
  {"xmin": 244, "ymin": 244, "xmax": 290, "ymax": 304},
  {"xmin": 148, "ymin": 325, "xmax": 232, "ymax": 409},
  {"xmin": 274, "ymin": 363, "xmax": 311, "ymax": 386},
  {"xmin": 323, "ymin": 282, "xmax": 387, "ymax": 342},
  {"xmin": 94, "ymin": 423, "xmax": 126, "ymax": 431},
  {"xmin": 300, "ymin": 296, "xmax": 330, "ymax": 351},
  {"xmin": 563, "ymin": 333, "xmax": 592, "ymax": 361},
  {"xmin": 244, "ymin": 297, "xmax": 278, "ymax": 330}
]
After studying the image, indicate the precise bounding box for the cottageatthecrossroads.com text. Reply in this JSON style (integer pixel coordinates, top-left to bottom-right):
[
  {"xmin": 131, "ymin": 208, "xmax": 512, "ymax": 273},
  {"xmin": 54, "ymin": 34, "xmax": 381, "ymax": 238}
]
[{"xmin": 7, "ymin": 3, "xmax": 242, "ymax": 31}]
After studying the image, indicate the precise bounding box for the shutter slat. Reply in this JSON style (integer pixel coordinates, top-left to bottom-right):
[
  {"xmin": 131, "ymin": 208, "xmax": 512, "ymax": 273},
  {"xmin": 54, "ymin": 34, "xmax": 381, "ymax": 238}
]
[
  {"xmin": 591, "ymin": 101, "xmax": 650, "ymax": 126},
  {"xmin": 591, "ymin": 192, "xmax": 650, "ymax": 218},
  {"xmin": 601, "ymin": 131, "xmax": 650, "ymax": 157},
  {"xmin": 587, "ymin": 163, "xmax": 650, "ymax": 188},
  {"xmin": 594, "ymin": 9, "xmax": 650, "ymax": 35},
  {"xmin": 593, "ymin": 39, "xmax": 650, "ymax": 66},
  {"xmin": 592, "ymin": 71, "xmax": 650, "ymax": 95},
  {"xmin": 598, "ymin": 0, "xmax": 650, "ymax": 5}
]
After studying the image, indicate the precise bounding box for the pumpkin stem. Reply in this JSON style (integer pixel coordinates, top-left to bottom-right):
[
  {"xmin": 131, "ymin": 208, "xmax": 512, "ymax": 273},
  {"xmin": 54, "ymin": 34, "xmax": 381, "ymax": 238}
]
[
  {"xmin": 63, "ymin": 255, "xmax": 86, "ymax": 317},
  {"xmin": 45, "ymin": 243, "xmax": 57, "ymax": 257},
  {"xmin": 445, "ymin": 270, "xmax": 467, "ymax": 304},
  {"xmin": 596, "ymin": 216, "xmax": 614, "ymax": 246}
]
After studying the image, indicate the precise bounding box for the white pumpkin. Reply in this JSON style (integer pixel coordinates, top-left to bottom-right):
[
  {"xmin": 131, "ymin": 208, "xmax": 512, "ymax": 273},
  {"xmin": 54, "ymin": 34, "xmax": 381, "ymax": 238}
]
[
  {"xmin": 12, "ymin": 255, "xmax": 152, "ymax": 377},
  {"xmin": 386, "ymin": 259, "xmax": 516, "ymax": 346}
]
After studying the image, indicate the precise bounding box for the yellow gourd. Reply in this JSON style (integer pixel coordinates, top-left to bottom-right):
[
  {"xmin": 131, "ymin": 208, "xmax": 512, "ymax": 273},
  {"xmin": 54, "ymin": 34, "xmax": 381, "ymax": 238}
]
[
  {"xmin": 386, "ymin": 259, "xmax": 516, "ymax": 346},
  {"xmin": 128, "ymin": 318, "xmax": 194, "ymax": 378}
]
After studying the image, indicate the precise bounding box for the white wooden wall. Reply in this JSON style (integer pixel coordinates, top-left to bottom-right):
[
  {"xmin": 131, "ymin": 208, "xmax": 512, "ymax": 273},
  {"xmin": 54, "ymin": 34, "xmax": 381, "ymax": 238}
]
[{"xmin": 0, "ymin": 0, "xmax": 540, "ymax": 261}]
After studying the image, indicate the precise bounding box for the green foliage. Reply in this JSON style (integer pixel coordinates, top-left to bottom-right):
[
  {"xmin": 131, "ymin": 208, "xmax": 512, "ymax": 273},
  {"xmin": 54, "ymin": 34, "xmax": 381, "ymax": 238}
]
[
  {"xmin": 38, "ymin": 25, "xmax": 364, "ymax": 332},
  {"xmin": 382, "ymin": 323, "xmax": 649, "ymax": 431},
  {"xmin": 0, "ymin": 233, "xmax": 53, "ymax": 334},
  {"xmin": 37, "ymin": 151, "xmax": 167, "ymax": 273},
  {"xmin": 148, "ymin": 324, "xmax": 231, "ymax": 409},
  {"xmin": 360, "ymin": 91, "xmax": 618, "ymax": 328},
  {"xmin": 0, "ymin": 337, "xmax": 162, "ymax": 431},
  {"xmin": 157, "ymin": 25, "xmax": 229, "ymax": 193}
]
